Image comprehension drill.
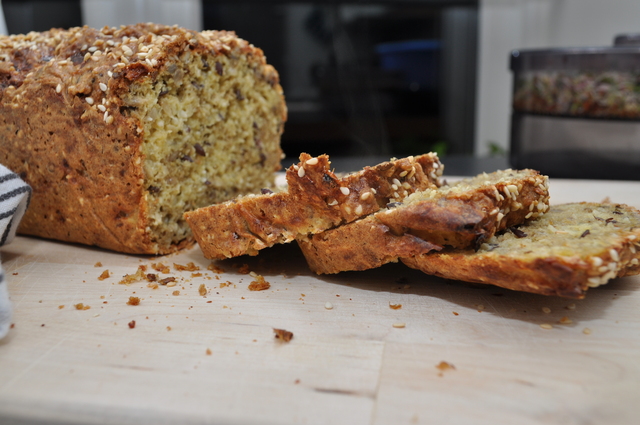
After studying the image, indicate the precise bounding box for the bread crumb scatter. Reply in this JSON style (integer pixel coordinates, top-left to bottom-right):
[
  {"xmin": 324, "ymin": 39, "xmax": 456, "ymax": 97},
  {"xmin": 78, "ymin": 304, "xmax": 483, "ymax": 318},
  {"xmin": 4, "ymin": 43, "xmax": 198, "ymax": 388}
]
[
  {"xmin": 191, "ymin": 272, "xmax": 202, "ymax": 277},
  {"xmin": 98, "ymin": 269, "xmax": 110, "ymax": 280},
  {"xmin": 94, "ymin": 262, "xmax": 102, "ymax": 267},
  {"xmin": 160, "ymin": 277, "xmax": 177, "ymax": 287},
  {"xmin": 236, "ymin": 264, "xmax": 251, "ymax": 274},
  {"xmin": 167, "ymin": 326, "xmax": 172, "ymax": 331},
  {"xmin": 119, "ymin": 265, "xmax": 147, "ymax": 285},
  {"xmin": 206, "ymin": 348, "xmax": 212, "ymax": 355},
  {"xmin": 58, "ymin": 305, "xmax": 65, "ymax": 309},
  {"xmin": 127, "ymin": 296, "xmax": 140, "ymax": 306},
  {"xmin": 248, "ymin": 275, "xmax": 270, "ymax": 291},
  {"xmin": 324, "ymin": 302, "xmax": 333, "ymax": 310},
  {"xmin": 540, "ymin": 323, "xmax": 553, "ymax": 329},
  {"xmin": 392, "ymin": 322, "xmax": 406, "ymax": 328},
  {"xmin": 476, "ymin": 304, "xmax": 485, "ymax": 312},
  {"xmin": 198, "ymin": 284, "xmax": 208, "ymax": 296},
  {"xmin": 172, "ymin": 290, "xmax": 180, "ymax": 296},
  {"xmin": 273, "ymin": 328, "xmax": 293, "ymax": 342},
  {"xmin": 583, "ymin": 327, "xmax": 592, "ymax": 335},
  {"xmin": 74, "ymin": 303, "xmax": 90, "ymax": 310},
  {"xmin": 174, "ymin": 262, "xmax": 200, "ymax": 272},
  {"xmin": 452, "ymin": 311, "xmax": 459, "ymax": 316},
  {"xmin": 389, "ymin": 303, "xmax": 402, "ymax": 310},
  {"xmin": 128, "ymin": 320, "xmax": 136, "ymax": 329}
]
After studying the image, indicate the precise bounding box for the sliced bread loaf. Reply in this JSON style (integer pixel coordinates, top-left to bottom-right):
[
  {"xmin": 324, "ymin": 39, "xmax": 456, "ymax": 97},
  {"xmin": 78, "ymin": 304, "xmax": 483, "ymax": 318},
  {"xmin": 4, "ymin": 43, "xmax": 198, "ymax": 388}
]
[
  {"xmin": 401, "ymin": 202, "xmax": 640, "ymax": 298},
  {"xmin": 298, "ymin": 169, "xmax": 550, "ymax": 274},
  {"xmin": 185, "ymin": 153, "xmax": 443, "ymax": 259}
]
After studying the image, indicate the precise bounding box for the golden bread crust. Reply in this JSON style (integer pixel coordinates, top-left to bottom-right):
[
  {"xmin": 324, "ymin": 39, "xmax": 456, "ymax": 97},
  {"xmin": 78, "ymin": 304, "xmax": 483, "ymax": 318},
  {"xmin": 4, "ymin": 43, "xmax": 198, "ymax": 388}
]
[
  {"xmin": 185, "ymin": 153, "xmax": 443, "ymax": 259},
  {"xmin": 0, "ymin": 23, "xmax": 286, "ymax": 254},
  {"xmin": 298, "ymin": 169, "xmax": 550, "ymax": 274},
  {"xmin": 402, "ymin": 202, "xmax": 640, "ymax": 298}
]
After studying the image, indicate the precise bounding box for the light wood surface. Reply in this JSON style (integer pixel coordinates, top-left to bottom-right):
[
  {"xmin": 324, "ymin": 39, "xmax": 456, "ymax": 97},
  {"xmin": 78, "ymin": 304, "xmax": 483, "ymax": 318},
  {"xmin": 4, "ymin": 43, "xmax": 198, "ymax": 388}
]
[{"xmin": 0, "ymin": 178, "xmax": 639, "ymax": 425}]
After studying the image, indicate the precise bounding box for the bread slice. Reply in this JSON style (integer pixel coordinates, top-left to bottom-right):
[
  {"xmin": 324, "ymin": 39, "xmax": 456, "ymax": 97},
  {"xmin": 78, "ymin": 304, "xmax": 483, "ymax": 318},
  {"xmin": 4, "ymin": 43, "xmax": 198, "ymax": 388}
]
[
  {"xmin": 298, "ymin": 169, "xmax": 550, "ymax": 274},
  {"xmin": 0, "ymin": 23, "xmax": 285, "ymax": 254},
  {"xmin": 402, "ymin": 202, "xmax": 640, "ymax": 299},
  {"xmin": 185, "ymin": 153, "xmax": 444, "ymax": 259}
]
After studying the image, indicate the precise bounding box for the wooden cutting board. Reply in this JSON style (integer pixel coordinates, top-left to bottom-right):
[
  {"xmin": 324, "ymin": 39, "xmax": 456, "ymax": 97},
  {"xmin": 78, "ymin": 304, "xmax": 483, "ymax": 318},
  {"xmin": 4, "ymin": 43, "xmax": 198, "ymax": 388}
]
[{"xmin": 0, "ymin": 178, "xmax": 639, "ymax": 425}]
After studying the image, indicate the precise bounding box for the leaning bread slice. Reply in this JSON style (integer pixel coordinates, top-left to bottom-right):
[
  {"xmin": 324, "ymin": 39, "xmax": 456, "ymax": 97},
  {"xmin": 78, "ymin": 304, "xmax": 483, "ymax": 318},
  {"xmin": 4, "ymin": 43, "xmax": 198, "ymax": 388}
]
[
  {"xmin": 402, "ymin": 202, "xmax": 640, "ymax": 299},
  {"xmin": 298, "ymin": 169, "xmax": 549, "ymax": 274},
  {"xmin": 185, "ymin": 152, "xmax": 443, "ymax": 259}
]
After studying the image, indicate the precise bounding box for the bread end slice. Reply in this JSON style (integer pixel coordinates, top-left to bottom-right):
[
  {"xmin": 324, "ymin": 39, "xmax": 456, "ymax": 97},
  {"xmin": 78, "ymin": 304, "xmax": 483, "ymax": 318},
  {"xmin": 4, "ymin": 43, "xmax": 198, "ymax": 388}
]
[{"xmin": 402, "ymin": 202, "xmax": 640, "ymax": 298}]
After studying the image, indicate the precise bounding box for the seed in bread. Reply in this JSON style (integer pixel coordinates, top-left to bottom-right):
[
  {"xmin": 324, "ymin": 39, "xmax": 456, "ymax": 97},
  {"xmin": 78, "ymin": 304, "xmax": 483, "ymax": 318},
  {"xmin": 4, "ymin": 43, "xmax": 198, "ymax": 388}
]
[
  {"xmin": 185, "ymin": 152, "xmax": 444, "ymax": 259},
  {"xmin": 0, "ymin": 23, "xmax": 286, "ymax": 254},
  {"xmin": 297, "ymin": 169, "xmax": 549, "ymax": 274},
  {"xmin": 401, "ymin": 202, "xmax": 640, "ymax": 298}
]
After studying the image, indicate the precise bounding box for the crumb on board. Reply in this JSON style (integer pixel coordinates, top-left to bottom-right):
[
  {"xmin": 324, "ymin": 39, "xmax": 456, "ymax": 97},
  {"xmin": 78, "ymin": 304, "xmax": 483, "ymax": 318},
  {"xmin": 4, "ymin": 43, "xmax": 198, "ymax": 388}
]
[
  {"xmin": 392, "ymin": 322, "xmax": 406, "ymax": 328},
  {"xmin": 324, "ymin": 302, "xmax": 333, "ymax": 310},
  {"xmin": 236, "ymin": 264, "xmax": 250, "ymax": 274},
  {"xmin": 174, "ymin": 262, "xmax": 200, "ymax": 272},
  {"xmin": 540, "ymin": 323, "xmax": 553, "ymax": 330},
  {"xmin": 128, "ymin": 320, "xmax": 136, "ymax": 329},
  {"xmin": 119, "ymin": 265, "xmax": 147, "ymax": 285},
  {"xmin": 583, "ymin": 327, "xmax": 592, "ymax": 335},
  {"xmin": 248, "ymin": 275, "xmax": 270, "ymax": 291},
  {"xmin": 206, "ymin": 348, "xmax": 212, "ymax": 355},
  {"xmin": 273, "ymin": 328, "xmax": 293, "ymax": 342},
  {"xmin": 172, "ymin": 290, "xmax": 180, "ymax": 296},
  {"xmin": 94, "ymin": 262, "xmax": 102, "ymax": 267},
  {"xmin": 436, "ymin": 361, "xmax": 456, "ymax": 372},
  {"xmin": 98, "ymin": 269, "xmax": 110, "ymax": 281},
  {"xmin": 58, "ymin": 305, "xmax": 64, "ymax": 309},
  {"xmin": 558, "ymin": 316, "xmax": 573, "ymax": 325},
  {"xmin": 74, "ymin": 303, "xmax": 90, "ymax": 310},
  {"xmin": 198, "ymin": 283, "xmax": 208, "ymax": 296},
  {"xmin": 151, "ymin": 262, "xmax": 171, "ymax": 274},
  {"xmin": 389, "ymin": 303, "xmax": 402, "ymax": 310},
  {"xmin": 452, "ymin": 311, "xmax": 459, "ymax": 316},
  {"xmin": 160, "ymin": 277, "xmax": 177, "ymax": 287},
  {"xmin": 127, "ymin": 296, "xmax": 140, "ymax": 306},
  {"xmin": 192, "ymin": 272, "xmax": 202, "ymax": 278},
  {"xmin": 207, "ymin": 263, "xmax": 225, "ymax": 273}
]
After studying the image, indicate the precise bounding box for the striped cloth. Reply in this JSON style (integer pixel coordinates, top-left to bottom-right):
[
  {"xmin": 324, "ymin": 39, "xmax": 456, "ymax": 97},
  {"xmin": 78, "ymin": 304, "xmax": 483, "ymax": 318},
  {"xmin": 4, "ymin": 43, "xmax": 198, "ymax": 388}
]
[{"xmin": 0, "ymin": 165, "xmax": 31, "ymax": 339}]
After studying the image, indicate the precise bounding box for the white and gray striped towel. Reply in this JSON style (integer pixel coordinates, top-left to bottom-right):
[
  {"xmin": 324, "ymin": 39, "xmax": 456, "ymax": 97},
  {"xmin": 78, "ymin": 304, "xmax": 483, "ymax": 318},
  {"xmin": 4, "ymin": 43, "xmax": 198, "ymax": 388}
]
[{"xmin": 0, "ymin": 165, "xmax": 31, "ymax": 339}]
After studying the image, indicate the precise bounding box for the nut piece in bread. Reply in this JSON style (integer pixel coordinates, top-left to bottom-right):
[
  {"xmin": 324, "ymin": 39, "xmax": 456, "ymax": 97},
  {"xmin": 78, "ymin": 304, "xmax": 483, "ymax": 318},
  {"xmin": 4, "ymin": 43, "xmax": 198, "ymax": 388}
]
[
  {"xmin": 298, "ymin": 169, "xmax": 549, "ymax": 274},
  {"xmin": 185, "ymin": 152, "xmax": 444, "ymax": 259},
  {"xmin": 402, "ymin": 202, "xmax": 640, "ymax": 299},
  {"xmin": 0, "ymin": 24, "xmax": 286, "ymax": 254}
]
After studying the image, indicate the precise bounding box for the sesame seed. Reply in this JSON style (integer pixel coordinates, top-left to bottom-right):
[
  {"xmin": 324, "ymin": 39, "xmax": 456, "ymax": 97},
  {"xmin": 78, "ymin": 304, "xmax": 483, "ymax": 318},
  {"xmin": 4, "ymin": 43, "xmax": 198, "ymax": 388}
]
[
  {"xmin": 55, "ymin": 83, "xmax": 61, "ymax": 93},
  {"xmin": 297, "ymin": 166, "xmax": 305, "ymax": 178},
  {"xmin": 305, "ymin": 157, "xmax": 318, "ymax": 165},
  {"xmin": 371, "ymin": 188, "xmax": 377, "ymax": 194},
  {"xmin": 340, "ymin": 187, "xmax": 350, "ymax": 196},
  {"xmin": 99, "ymin": 83, "xmax": 107, "ymax": 91},
  {"xmin": 107, "ymin": 71, "xmax": 113, "ymax": 78},
  {"xmin": 542, "ymin": 307, "xmax": 551, "ymax": 314},
  {"xmin": 97, "ymin": 105, "xmax": 106, "ymax": 112},
  {"xmin": 391, "ymin": 184, "xmax": 398, "ymax": 191},
  {"xmin": 344, "ymin": 206, "xmax": 351, "ymax": 214},
  {"xmin": 392, "ymin": 178, "xmax": 401, "ymax": 187},
  {"xmin": 392, "ymin": 323, "xmax": 406, "ymax": 328},
  {"xmin": 86, "ymin": 97, "xmax": 94, "ymax": 105},
  {"xmin": 558, "ymin": 316, "xmax": 573, "ymax": 325},
  {"xmin": 583, "ymin": 328, "xmax": 592, "ymax": 335},
  {"xmin": 393, "ymin": 192, "xmax": 399, "ymax": 199},
  {"xmin": 104, "ymin": 111, "xmax": 109, "ymax": 121},
  {"xmin": 83, "ymin": 52, "xmax": 91, "ymax": 61},
  {"xmin": 327, "ymin": 199, "xmax": 338, "ymax": 206},
  {"xmin": 360, "ymin": 192, "xmax": 371, "ymax": 201},
  {"xmin": 355, "ymin": 205, "xmax": 363, "ymax": 215},
  {"xmin": 399, "ymin": 170, "xmax": 408, "ymax": 177},
  {"xmin": 609, "ymin": 249, "xmax": 619, "ymax": 262},
  {"xmin": 324, "ymin": 302, "xmax": 333, "ymax": 310},
  {"xmin": 540, "ymin": 323, "xmax": 553, "ymax": 330}
]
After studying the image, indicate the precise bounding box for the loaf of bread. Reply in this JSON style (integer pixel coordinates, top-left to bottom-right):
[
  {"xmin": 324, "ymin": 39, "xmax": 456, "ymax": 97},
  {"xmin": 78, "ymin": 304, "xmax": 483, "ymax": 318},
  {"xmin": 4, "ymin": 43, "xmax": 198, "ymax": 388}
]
[
  {"xmin": 185, "ymin": 152, "xmax": 444, "ymax": 259},
  {"xmin": 0, "ymin": 23, "xmax": 286, "ymax": 254},
  {"xmin": 402, "ymin": 202, "xmax": 640, "ymax": 298},
  {"xmin": 298, "ymin": 169, "xmax": 549, "ymax": 274}
]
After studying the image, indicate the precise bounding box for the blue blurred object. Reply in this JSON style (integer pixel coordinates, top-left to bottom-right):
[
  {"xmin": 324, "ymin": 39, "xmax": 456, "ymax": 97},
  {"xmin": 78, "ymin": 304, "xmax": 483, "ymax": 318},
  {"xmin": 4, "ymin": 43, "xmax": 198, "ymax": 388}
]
[{"xmin": 376, "ymin": 40, "xmax": 441, "ymax": 91}]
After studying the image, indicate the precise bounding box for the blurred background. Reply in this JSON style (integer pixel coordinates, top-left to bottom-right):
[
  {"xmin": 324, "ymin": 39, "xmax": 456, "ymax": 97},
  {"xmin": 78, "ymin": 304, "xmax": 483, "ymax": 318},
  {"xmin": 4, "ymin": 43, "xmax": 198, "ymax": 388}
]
[{"xmin": 3, "ymin": 0, "xmax": 640, "ymax": 174}]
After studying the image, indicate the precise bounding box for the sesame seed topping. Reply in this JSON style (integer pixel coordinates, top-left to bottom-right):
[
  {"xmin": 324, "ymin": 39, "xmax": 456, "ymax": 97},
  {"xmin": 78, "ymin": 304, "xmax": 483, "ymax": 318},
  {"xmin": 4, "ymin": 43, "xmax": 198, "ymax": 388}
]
[
  {"xmin": 392, "ymin": 323, "xmax": 406, "ymax": 328},
  {"xmin": 86, "ymin": 97, "xmax": 94, "ymax": 105},
  {"xmin": 360, "ymin": 192, "xmax": 371, "ymax": 201},
  {"xmin": 371, "ymin": 188, "xmax": 377, "ymax": 194},
  {"xmin": 392, "ymin": 178, "xmax": 401, "ymax": 187},
  {"xmin": 97, "ymin": 105, "xmax": 106, "ymax": 112},
  {"xmin": 391, "ymin": 184, "xmax": 398, "ymax": 191},
  {"xmin": 324, "ymin": 302, "xmax": 333, "ymax": 310},
  {"xmin": 540, "ymin": 323, "xmax": 553, "ymax": 330},
  {"xmin": 355, "ymin": 205, "xmax": 363, "ymax": 215},
  {"xmin": 609, "ymin": 249, "xmax": 619, "ymax": 262},
  {"xmin": 583, "ymin": 328, "xmax": 592, "ymax": 335},
  {"xmin": 305, "ymin": 157, "xmax": 319, "ymax": 165},
  {"xmin": 327, "ymin": 199, "xmax": 338, "ymax": 206},
  {"xmin": 99, "ymin": 83, "xmax": 107, "ymax": 91},
  {"xmin": 340, "ymin": 187, "xmax": 350, "ymax": 196},
  {"xmin": 399, "ymin": 170, "xmax": 408, "ymax": 177},
  {"xmin": 55, "ymin": 83, "xmax": 61, "ymax": 93},
  {"xmin": 297, "ymin": 166, "xmax": 305, "ymax": 178}
]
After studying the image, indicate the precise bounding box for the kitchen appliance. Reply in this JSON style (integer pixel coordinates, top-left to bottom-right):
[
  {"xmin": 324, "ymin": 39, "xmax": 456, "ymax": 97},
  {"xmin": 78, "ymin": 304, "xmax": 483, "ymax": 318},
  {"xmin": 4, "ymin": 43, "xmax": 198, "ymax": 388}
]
[{"xmin": 510, "ymin": 35, "xmax": 640, "ymax": 180}]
